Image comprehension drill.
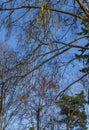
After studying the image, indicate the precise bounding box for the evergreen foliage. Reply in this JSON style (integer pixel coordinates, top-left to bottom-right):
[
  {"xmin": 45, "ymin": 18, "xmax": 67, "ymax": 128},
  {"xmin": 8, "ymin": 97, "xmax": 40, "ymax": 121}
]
[{"xmin": 59, "ymin": 91, "xmax": 87, "ymax": 130}]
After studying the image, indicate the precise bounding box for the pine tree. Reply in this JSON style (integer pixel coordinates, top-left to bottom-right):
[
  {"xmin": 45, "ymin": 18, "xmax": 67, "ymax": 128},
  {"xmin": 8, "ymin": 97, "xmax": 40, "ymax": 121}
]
[{"xmin": 59, "ymin": 91, "xmax": 87, "ymax": 130}]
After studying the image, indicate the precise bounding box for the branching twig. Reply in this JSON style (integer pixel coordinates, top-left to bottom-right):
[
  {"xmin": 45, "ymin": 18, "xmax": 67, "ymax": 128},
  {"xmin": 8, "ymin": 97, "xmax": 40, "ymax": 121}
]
[{"xmin": 56, "ymin": 72, "xmax": 89, "ymax": 100}]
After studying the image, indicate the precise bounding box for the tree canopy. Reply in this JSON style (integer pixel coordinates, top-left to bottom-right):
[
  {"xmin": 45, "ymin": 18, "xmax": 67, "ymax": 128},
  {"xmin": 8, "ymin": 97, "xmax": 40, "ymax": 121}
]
[{"xmin": 0, "ymin": 0, "xmax": 89, "ymax": 130}]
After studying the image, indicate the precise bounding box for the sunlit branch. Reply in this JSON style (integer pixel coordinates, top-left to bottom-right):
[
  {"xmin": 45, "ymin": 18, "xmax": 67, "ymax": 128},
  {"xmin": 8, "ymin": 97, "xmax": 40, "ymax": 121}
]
[
  {"xmin": 76, "ymin": 0, "xmax": 89, "ymax": 17},
  {"xmin": 0, "ymin": 5, "xmax": 87, "ymax": 21},
  {"xmin": 4, "ymin": 35, "xmax": 89, "ymax": 85}
]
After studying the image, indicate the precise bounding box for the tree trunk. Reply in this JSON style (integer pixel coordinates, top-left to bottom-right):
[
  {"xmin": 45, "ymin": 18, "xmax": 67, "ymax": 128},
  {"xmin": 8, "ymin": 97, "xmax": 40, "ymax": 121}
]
[
  {"xmin": 0, "ymin": 84, "xmax": 4, "ymax": 130},
  {"xmin": 66, "ymin": 122, "xmax": 70, "ymax": 130},
  {"xmin": 37, "ymin": 108, "xmax": 40, "ymax": 130},
  {"xmin": 66, "ymin": 110, "xmax": 70, "ymax": 130}
]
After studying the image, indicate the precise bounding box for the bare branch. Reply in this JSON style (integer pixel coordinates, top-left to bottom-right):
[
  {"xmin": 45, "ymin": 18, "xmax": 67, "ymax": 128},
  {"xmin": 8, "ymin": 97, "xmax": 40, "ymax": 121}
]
[{"xmin": 0, "ymin": 5, "xmax": 87, "ymax": 21}]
